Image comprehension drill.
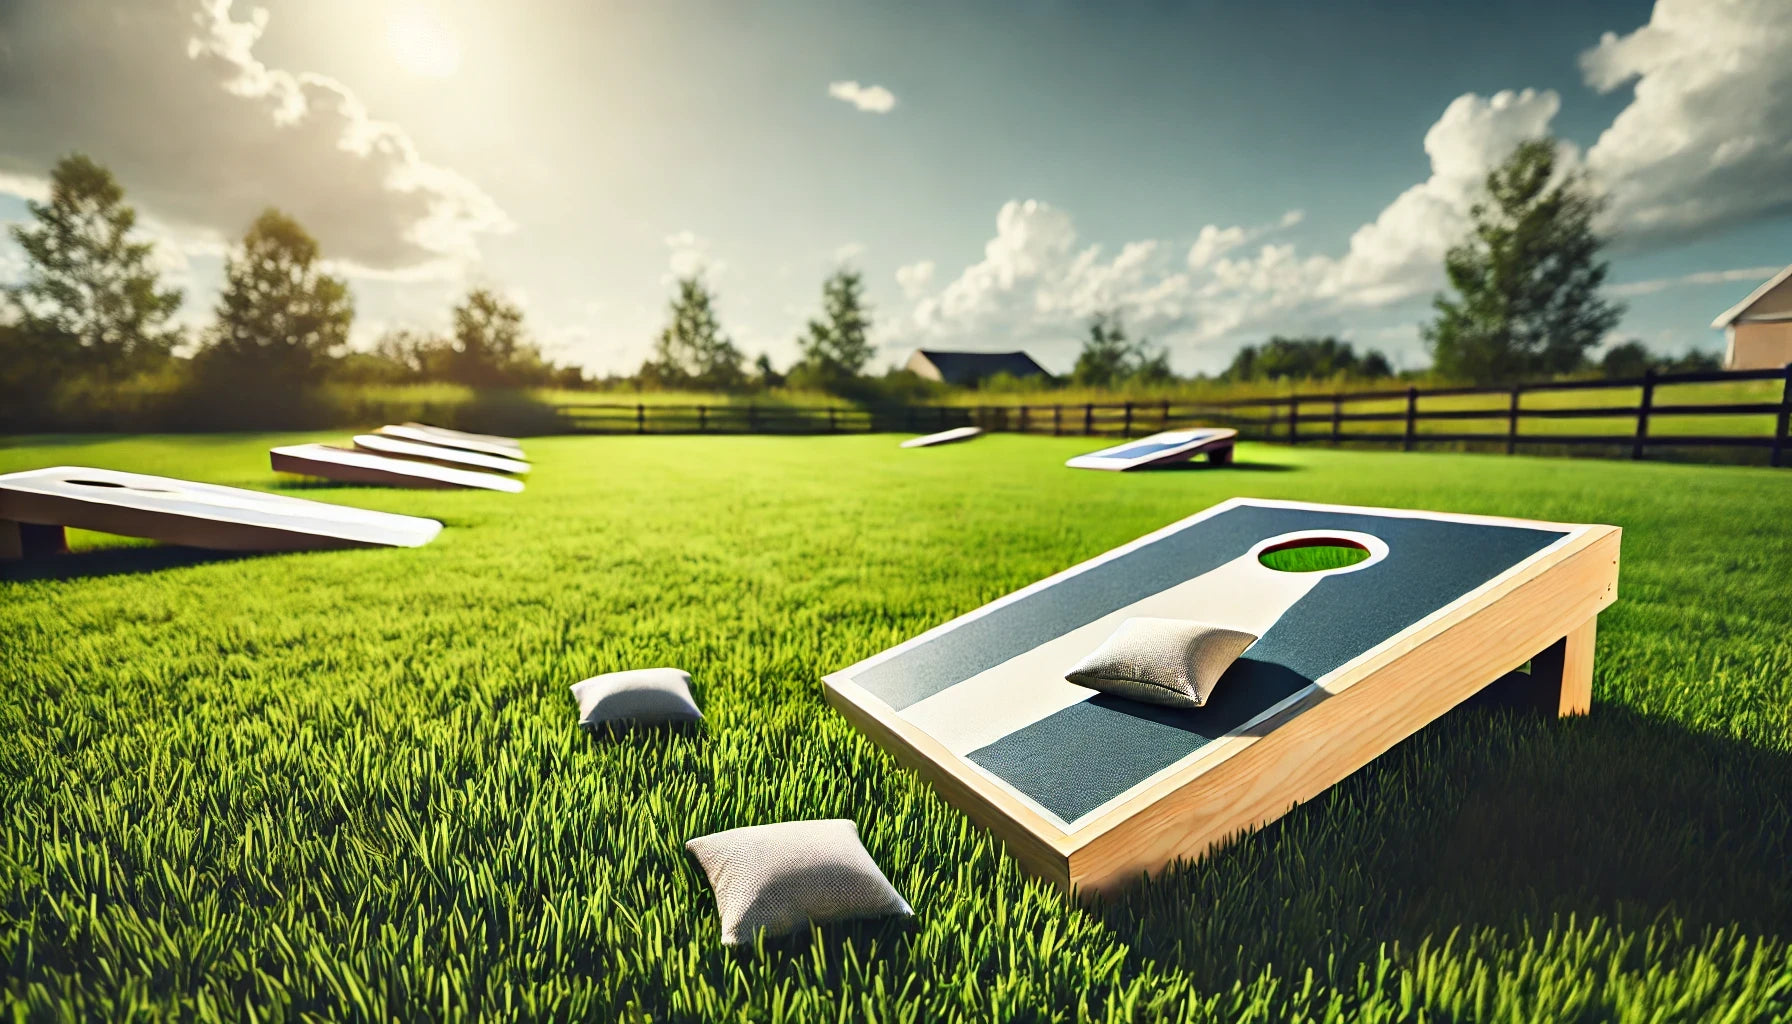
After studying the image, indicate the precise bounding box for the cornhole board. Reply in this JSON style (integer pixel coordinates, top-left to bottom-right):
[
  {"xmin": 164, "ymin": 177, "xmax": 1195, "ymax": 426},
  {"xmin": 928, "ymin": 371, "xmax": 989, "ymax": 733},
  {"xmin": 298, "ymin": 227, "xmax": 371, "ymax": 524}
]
[
  {"xmin": 901, "ymin": 426, "xmax": 984, "ymax": 449},
  {"xmin": 0, "ymin": 466, "xmax": 442, "ymax": 560},
  {"xmin": 822, "ymin": 497, "xmax": 1620, "ymax": 895},
  {"xmin": 1066, "ymin": 428, "xmax": 1238, "ymax": 470},
  {"xmin": 376, "ymin": 423, "xmax": 525, "ymax": 460},
  {"xmin": 352, "ymin": 434, "xmax": 530, "ymax": 475},
  {"xmin": 270, "ymin": 444, "xmax": 524, "ymax": 493}
]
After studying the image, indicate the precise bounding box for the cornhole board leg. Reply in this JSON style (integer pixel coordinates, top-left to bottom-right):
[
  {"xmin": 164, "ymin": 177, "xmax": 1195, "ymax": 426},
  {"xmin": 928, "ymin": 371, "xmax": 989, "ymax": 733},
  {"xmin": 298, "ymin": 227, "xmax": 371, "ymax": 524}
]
[
  {"xmin": 1208, "ymin": 444, "xmax": 1235, "ymax": 465},
  {"xmin": 1526, "ymin": 616, "xmax": 1596, "ymax": 716},
  {"xmin": 0, "ymin": 519, "xmax": 68, "ymax": 560}
]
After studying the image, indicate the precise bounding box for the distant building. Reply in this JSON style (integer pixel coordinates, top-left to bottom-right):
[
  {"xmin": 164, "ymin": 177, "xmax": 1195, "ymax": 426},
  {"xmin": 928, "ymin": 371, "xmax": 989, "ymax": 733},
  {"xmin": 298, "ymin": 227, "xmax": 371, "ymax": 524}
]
[
  {"xmin": 1713, "ymin": 264, "xmax": 1792, "ymax": 370},
  {"xmin": 905, "ymin": 349, "xmax": 1050, "ymax": 387}
]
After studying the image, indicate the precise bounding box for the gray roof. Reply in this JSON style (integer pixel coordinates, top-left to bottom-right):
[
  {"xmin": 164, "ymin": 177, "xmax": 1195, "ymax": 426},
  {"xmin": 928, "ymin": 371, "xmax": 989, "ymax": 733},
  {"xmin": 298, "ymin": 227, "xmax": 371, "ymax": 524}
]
[{"xmin": 914, "ymin": 349, "xmax": 1050, "ymax": 386}]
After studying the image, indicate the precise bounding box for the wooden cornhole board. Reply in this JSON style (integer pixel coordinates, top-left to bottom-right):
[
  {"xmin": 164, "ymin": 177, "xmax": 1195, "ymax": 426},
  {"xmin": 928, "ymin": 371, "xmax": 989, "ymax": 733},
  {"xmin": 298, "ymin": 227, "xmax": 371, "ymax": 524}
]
[
  {"xmin": 1066, "ymin": 428, "xmax": 1238, "ymax": 470},
  {"xmin": 823, "ymin": 498, "xmax": 1620, "ymax": 895},
  {"xmin": 352, "ymin": 434, "xmax": 530, "ymax": 475},
  {"xmin": 0, "ymin": 466, "xmax": 442, "ymax": 560},
  {"xmin": 270, "ymin": 444, "xmax": 524, "ymax": 493},
  {"xmin": 901, "ymin": 426, "xmax": 984, "ymax": 449},
  {"xmin": 376, "ymin": 423, "xmax": 526, "ymax": 460}
]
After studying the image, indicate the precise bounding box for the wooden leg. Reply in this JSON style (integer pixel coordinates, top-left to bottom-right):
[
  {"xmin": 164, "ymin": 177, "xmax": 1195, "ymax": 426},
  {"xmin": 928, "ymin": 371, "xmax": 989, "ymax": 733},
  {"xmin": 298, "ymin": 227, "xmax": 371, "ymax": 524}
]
[
  {"xmin": 0, "ymin": 520, "xmax": 67, "ymax": 561},
  {"xmin": 1528, "ymin": 616, "xmax": 1597, "ymax": 717},
  {"xmin": 1209, "ymin": 445, "xmax": 1234, "ymax": 465}
]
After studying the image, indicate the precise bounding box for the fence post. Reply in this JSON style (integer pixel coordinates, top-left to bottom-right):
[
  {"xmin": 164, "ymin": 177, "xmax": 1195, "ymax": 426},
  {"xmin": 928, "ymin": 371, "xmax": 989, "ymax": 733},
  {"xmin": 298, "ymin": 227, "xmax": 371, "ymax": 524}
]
[
  {"xmin": 827, "ymin": 407, "xmax": 837, "ymax": 433},
  {"xmin": 1773, "ymin": 362, "xmax": 1792, "ymax": 468},
  {"xmin": 1265, "ymin": 403, "xmax": 1278, "ymax": 442},
  {"xmin": 636, "ymin": 403, "xmax": 646, "ymax": 435},
  {"xmin": 1123, "ymin": 401, "xmax": 1134, "ymax": 437},
  {"xmin": 1632, "ymin": 368, "xmax": 1655, "ymax": 460},
  {"xmin": 1018, "ymin": 405, "xmax": 1030, "ymax": 434},
  {"xmin": 1287, "ymin": 396, "xmax": 1300, "ymax": 446},
  {"xmin": 748, "ymin": 403, "xmax": 758, "ymax": 433},
  {"xmin": 698, "ymin": 405, "xmax": 707, "ymax": 433},
  {"xmin": 1331, "ymin": 393, "xmax": 1342, "ymax": 445},
  {"xmin": 1162, "ymin": 399, "xmax": 1171, "ymax": 430},
  {"xmin": 1506, "ymin": 386, "xmax": 1521, "ymax": 455},
  {"xmin": 1402, "ymin": 387, "xmax": 1418, "ymax": 451},
  {"xmin": 1053, "ymin": 404, "xmax": 1062, "ymax": 436}
]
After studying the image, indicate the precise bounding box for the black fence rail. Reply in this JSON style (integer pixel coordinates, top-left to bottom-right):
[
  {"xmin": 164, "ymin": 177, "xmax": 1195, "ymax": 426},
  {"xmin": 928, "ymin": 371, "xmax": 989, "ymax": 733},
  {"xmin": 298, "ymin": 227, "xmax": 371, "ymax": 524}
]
[{"xmin": 554, "ymin": 364, "xmax": 1792, "ymax": 467}]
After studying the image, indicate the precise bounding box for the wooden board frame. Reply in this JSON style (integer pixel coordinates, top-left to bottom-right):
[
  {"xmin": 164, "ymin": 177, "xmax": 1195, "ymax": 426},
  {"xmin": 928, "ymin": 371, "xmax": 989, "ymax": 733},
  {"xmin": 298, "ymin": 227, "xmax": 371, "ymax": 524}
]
[
  {"xmin": 0, "ymin": 466, "xmax": 442, "ymax": 559},
  {"xmin": 352, "ymin": 434, "xmax": 531, "ymax": 475},
  {"xmin": 270, "ymin": 444, "xmax": 525, "ymax": 492},
  {"xmin": 1065, "ymin": 428, "xmax": 1238, "ymax": 471},
  {"xmin": 901, "ymin": 426, "xmax": 984, "ymax": 449},
  {"xmin": 822, "ymin": 498, "xmax": 1619, "ymax": 895}
]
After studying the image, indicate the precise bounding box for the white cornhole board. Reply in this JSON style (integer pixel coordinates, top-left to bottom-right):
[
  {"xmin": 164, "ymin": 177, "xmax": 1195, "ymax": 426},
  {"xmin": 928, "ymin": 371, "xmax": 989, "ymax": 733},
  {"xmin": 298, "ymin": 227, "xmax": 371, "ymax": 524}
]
[
  {"xmin": 824, "ymin": 497, "xmax": 1620, "ymax": 895},
  {"xmin": 901, "ymin": 426, "xmax": 984, "ymax": 449},
  {"xmin": 270, "ymin": 444, "xmax": 524, "ymax": 492},
  {"xmin": 1066, "ymin": 428, "xmax": 1238, "ymax": 471},
  {"xmin": 377, "ymin": 423, "xmax": 526, "ymax": 460},
  {"xmin": 352, "ymin": 434, "xmax": 530, "ymax": 475},
  {"xmin": 0, "ymin": 465, "xmax": 442, "ymax": 560}
]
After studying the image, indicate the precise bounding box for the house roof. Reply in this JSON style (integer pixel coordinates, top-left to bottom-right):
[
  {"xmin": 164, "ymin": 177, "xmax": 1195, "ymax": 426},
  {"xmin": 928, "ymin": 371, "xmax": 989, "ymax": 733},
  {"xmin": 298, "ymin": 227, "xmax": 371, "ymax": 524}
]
[
  {"xmin": 914, "ymin": 349, "xmax": 1049, "ymax": 385},
  {"xmin": 1712, "ymin": 263, "xmax": 1792, "ymax": 328}
]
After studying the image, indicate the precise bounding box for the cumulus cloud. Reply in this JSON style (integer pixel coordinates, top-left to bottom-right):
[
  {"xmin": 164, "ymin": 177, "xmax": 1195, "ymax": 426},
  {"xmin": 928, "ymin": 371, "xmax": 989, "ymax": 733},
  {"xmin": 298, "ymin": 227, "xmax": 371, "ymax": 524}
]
[
  {"xmin": 0, "ymin": 0, "xmax": 509, "ymax": 276},
  {"xmin": 827, "ymin": 81, "xmax": 897, "ymax": 114},
  {"xmin": 1608, "ymin": 265, "xmax": 1783, "ymax": 298},
  {"xmin": 663, "ymin": 230, "xmax": 721, "ymax": 281},
  {"xmin": 1581, "ymin": 0, "xmax": 1792, "ymax": 246},
  {"xmin": 895, "ymin": 260, "xmax": 935, "ymax": 300}
]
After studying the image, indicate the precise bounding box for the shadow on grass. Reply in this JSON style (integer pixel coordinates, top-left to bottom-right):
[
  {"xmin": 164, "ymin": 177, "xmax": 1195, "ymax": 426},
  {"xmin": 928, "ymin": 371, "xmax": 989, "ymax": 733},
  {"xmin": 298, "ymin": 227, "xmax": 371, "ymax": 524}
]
[
  {"xmin": 1143, "ymin": 459, "xmax": 1296, "ymax": 473},
  {"xmin": 0, "ymin": 544, "xmax": 275, "ymax": 582},
  {"xmin": 1096, "ymin": 701, "xmax": 1792, "ymax": 989}
]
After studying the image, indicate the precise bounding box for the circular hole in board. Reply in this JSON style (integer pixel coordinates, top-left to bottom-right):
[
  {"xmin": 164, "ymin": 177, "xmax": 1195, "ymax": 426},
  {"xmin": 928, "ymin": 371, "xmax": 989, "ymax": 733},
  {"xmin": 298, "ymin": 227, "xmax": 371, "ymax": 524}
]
[{"xmin": 1257, "ymin": 536, "xmax": 1372, "ymax": 573}]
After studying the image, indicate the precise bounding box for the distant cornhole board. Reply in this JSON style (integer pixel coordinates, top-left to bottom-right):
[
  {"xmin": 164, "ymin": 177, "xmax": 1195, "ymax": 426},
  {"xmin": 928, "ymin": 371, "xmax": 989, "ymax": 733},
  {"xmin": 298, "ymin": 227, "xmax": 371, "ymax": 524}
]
[
  {"xmin": 901, "ymin": 426, "xmax": 984, "ymax": 449},
  {"xmin": 376, "ymin": 423, "xmax": 526, "ymax": 460},
  {"xmin": 270, "ymin": 444, "xmax": 525, "ymax": 493},
  {"xmin": 824, "ymin": 498, "xmax": 1620, "ymax": 895},
  {"xmin": 352, "ymin": 434, "xmax": 530, "ymax": 475},
  {"xmin": 0, "ymin": 466, "xmax": 442, "ymax": 560},
  {"xmin": 1066, "ymin": 428, "xmax": 1238, "ymax": 470}
]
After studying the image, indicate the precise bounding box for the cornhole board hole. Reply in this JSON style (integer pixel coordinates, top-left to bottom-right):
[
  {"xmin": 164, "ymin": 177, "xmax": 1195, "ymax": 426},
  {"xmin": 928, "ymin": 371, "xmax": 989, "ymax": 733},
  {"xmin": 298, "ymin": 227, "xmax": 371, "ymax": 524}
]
[
  {"xmin": 1066, "ymin": 428, "xmax": 1238, "ymax": 470},
  {"xmin": 0, "ymin": 465, "xmax": 442, "ymax": 560},
  {"xmin": 376, "ymin": 423, "xmax": 525, "ymax": 460},
  {"xmin": 823, "ymin": 498, "xmax": 1620, "ymax": 896},
  {"xmin": 901, "ymin": 426, "xmax": 984, "ymax": 449},
  {"xmin": 352, "ymin": 434, "xmax": 530, "ymax": 475},
  {"xmin": 270, "ymin": 444, "xmax": 524, "ymax": 493}
]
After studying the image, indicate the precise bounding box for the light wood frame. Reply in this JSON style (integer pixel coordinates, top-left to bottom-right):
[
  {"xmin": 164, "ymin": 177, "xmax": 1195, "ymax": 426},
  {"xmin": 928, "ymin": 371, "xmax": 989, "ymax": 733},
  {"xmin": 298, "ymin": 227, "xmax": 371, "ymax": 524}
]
[
  {"xmin": 1065, "ymin": 428, "xmax": 1239, "ymax": 470},
  {"xmin": 823, "ymin": 498, "xmax": 1619, "ymax": 896}
]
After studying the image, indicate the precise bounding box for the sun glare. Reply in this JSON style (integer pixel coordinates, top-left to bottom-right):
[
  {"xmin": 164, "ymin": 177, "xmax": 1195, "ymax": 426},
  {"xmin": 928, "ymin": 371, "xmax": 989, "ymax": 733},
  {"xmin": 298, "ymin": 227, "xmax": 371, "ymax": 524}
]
[{"xmin": 387, "ymin": 3, "xmax": 461, "ymax": 79}]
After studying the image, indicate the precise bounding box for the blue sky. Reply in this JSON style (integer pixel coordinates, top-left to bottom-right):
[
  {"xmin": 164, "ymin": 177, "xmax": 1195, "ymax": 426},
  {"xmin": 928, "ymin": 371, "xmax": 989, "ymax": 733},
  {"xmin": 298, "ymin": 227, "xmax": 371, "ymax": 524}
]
[{"xmin": 1, "ymin": 0, "xmax": 1788, "ymax": 375}]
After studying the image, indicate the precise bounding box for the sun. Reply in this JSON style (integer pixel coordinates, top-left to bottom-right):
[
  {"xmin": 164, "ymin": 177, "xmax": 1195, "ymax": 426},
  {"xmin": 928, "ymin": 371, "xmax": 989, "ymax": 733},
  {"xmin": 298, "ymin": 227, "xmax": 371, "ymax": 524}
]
[{"xmin": 387, "ymin": 3, "xmax": 461, "ymax": 79}]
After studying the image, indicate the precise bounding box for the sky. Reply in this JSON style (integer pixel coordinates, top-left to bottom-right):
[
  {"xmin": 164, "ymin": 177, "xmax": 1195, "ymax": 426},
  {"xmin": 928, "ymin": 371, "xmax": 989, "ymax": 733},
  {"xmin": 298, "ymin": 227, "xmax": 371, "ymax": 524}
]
[{"xmin": 0, "ymin": 0, "xmax": 1788, "ymax": 376}]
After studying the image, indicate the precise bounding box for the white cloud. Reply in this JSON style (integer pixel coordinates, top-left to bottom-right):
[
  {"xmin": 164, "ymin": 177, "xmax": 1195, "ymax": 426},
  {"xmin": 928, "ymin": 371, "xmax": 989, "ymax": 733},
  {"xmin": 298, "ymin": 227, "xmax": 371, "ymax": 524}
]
[
  {"xmin": 895, "ymin": 260, "xmax": 935, "ymax": 300},
  {"xmin": 1608, "ymin": 265, "xmax": 1783, "ymax": 297},
  {"xmin": 0, "ymin": 0, "xmax": 510, "ymax": 276},
  {"xmin": 834, "ymin": 241, "xmax": 867, "ymax": 263},
  {"xmin": 1186, "ymin": 209, "xmax": 1304, "ymax": 270},
  {"xmin": 827, "ymin": 81, "xmax": 897, "ymax": 114},
  {"xmin": 1581, "ymin": 0, "xmax": 1792, "ymax": 246},
  {"xmin": 663, "ymin": 229, "xmax": 721, "ymax": 281}
]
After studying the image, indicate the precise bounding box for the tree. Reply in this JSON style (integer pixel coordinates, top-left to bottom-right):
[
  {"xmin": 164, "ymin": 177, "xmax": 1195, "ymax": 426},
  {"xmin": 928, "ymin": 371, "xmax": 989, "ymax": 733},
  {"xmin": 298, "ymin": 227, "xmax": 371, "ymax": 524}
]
[
  {"xmin": 449, "ymin": 287, "xmax": 530, "ymax": 387},
  {"xmin": 6, "ymin": 154, "xmax": 182, "ymax": 376},
  {"xmin": 753, "ymin": 353, "xmax": 786, "ymax": 388},
  {"xmin": 1599, "ymin": 339, "xmax": 1722, "ymax": 379},
  {"xmin": 796, "ymin": 268, "xmax": 875, "ymax": 380},
  {"xmin": 1071, "ymin": 310, "xmax": 1173, "ymax": 388},
  {"xmin": 642, "ymin": 275, "xmax": 744, "ymax": 388},
  {"xmin": 201, "ymin": 208, "xmax": 352, "ymax": 385},
  {"xmin": 1424, "ymin": 138, "xmax": 1623, "ymax": 383},
  {"xmin": 1221, "ymin": 336, "xmax": 1394, "ymax": 381}
]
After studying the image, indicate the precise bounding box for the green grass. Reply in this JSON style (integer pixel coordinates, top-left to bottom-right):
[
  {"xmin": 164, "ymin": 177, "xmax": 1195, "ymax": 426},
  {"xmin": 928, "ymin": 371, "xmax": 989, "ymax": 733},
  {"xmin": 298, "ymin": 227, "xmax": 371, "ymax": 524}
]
[
  {"xmin": 1257, "ymin": 542, "xmax": 1370, "ymax": 573},
  {"xmin": 3, "ymin": 434, "xmax": 1791, "ymax": 1022}
]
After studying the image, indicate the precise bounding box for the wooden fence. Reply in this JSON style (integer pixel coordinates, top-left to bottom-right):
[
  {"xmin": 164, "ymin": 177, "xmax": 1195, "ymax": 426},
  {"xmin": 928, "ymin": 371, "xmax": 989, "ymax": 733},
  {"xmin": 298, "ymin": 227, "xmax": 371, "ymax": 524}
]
[{"xmin": 554, "ymin": 364, "xmax": 1792, "ymax": 468}]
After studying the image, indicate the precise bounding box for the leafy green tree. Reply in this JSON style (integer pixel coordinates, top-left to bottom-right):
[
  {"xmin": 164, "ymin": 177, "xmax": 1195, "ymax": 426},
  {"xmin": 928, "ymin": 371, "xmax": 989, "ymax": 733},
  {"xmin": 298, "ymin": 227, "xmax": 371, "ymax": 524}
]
[
  {"xmin": 1423, "ymin": 139, "xmax": 1623, "ymax": 383},
  {"xmin": 797, "ymin": 268, "xmax": 875, "ymax": 380},
  {"xmin": 1222, "ymin": 336, "xmax": 1394, "ymax": 381},
  {"xmin": 642, "ymin": 275, "xmax": 744, "ymax": 388},
  {"xmin": 753, "ymin": 353, "xmax": 786, "ymax": 388},
  {"xmin": 449, "ymin": 287, "xmax": 531, "ymax": 387},
  {"xmin": 201, "ymin": 209, "xmax": 352, "ymax": 385},
  {"xmin": 6, "ymin": 154, "xmax": 182, "ymax": 376},
  {"xmin": 1072, "ymin": 310, "xmax": 1173, "ymax": 388},
  {"xmin": 1599, "ymin": 339, "xmax": 1721, "ymax": 379}
]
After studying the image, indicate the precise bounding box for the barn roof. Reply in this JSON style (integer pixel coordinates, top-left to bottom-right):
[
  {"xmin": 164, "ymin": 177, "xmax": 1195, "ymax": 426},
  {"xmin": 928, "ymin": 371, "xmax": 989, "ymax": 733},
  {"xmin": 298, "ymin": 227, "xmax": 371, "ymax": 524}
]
[
  {"xmin": 1712, "ymin": 263, "xmax": 1792, "ymax": 328},
  {"xmin": 913, "ymin": 349, "xmax": 1049, "ymax": 385}
]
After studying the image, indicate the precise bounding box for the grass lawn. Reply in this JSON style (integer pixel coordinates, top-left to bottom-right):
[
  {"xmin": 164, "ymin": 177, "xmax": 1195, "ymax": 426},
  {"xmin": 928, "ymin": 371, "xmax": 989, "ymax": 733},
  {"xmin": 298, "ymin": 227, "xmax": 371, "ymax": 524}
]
[{"xmin": 3, "ymin": 433, "xmax": 1791, "ymax": 1022}]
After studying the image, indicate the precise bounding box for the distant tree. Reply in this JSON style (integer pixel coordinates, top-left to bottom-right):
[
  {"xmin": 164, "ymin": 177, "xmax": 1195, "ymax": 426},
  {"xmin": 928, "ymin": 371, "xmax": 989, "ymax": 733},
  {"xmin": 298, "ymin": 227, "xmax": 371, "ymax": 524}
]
[
  {"xmin": 1072, "ymin": 310, "xmax": 1134, "ymax": 388},
  {"xmin": 200, "ymin": 208, "xmax": 351, "ymax": 385},
  {"xmin": 642, "ymin": 275, "xmax": 744, "ymax": 389},
  {"xmin": 6, "ymin": 153, "xmax": 182, "ymax": 376},
  {"xmin": 753, "ymin": 352, "xmax": 786, "ymax": 388},
  {"xmin": 1424, "ymin": 138, "xmax": 1623, "ymax": 383},
  {"xmin": 796, "ymin": 268, "xmax": 875, "ymax": 381},
  {"xmin": 449, "ymin": 287, "xmax": 529, "ymax": 387},
  {"xmin": 1599, "ymin": 339, "xmax": 1722, "ymax": 379},
  {"xmin": 1222, "ymin": 336, "xmax": 1394, "ymax": 381}
]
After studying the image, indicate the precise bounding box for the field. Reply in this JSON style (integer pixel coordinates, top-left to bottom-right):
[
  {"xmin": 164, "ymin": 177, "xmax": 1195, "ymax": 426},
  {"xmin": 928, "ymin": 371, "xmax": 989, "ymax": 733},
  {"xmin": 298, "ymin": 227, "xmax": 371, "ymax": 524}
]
[{"xmin": 3, "ymin": 433, "xmax": 1791, "ymax": 1022}]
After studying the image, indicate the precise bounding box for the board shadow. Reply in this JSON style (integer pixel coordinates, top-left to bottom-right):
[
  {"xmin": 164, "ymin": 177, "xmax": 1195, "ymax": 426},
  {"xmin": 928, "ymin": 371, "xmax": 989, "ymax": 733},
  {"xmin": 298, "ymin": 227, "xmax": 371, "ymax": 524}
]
[
  {"xmin": 0, "ymin": 544, "xmax": 276, "ymax": 582},
  {"xmin": 1141, "ymin": 459, "xmax": 1296, "ymax": 472},
  {"xmin": 1092, "ymin": 703, "xmax": 1792, "ymax": 990}
]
